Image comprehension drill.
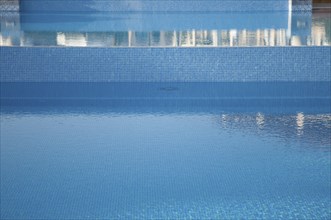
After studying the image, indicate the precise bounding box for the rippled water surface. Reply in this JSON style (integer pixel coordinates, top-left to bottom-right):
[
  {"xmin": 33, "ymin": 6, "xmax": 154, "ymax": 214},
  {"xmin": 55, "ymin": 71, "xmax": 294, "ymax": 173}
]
[{"xmin": 1, "ymin": 83, "xmax": 330, "ymax": 219}]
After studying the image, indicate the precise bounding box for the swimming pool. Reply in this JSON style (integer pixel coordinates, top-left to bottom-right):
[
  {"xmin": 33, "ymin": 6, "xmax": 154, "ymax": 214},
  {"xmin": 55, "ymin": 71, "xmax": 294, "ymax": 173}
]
[
  {"xmin": 1, "ymin": 82, "xmax": 330, "ymax": 219},
  {"xmin": 1, "ymin": 1, "xmax": 331, "ymax": 219}
]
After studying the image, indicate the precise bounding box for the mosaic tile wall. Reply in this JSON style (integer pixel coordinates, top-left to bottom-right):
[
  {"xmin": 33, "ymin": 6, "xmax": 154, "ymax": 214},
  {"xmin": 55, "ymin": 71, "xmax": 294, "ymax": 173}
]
[
  {"xmin": 1, "ymin": 47, "xmax": 330, "ymax": 82},
  {"xmin": 292, "ymin": 0, "xmax": 312, "ymax": 11},
  {"xmin": 20, "ymin": 0, "xmax": 290, "ymax": 12},
  {"xmin": 0, "ymin": 0, "xmax": 19, "ymax": 11}
]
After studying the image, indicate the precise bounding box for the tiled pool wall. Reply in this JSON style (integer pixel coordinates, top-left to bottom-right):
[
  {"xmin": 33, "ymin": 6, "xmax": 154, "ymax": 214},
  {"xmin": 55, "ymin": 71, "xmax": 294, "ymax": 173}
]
[
  {"xmin": 0, "ymin": 0, "xmax": 19, "ymax": 11},
  {"xmin": 292, "ymin": 0, "xmax": 312, "ymax": 11},
  {"xmin": 1, "ymin": 0, "xmax": 312, "ymax": 12},
  {"xmin": 1, "ymin": 47, "xmax": 330, "ymax": 82},
  {"xmin": 0, "ymin": 0, "xmax": 327, "ymax": 83}
]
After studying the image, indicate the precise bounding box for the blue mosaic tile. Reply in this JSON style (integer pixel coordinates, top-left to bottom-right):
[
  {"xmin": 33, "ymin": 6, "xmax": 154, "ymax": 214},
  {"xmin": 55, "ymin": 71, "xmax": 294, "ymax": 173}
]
[
  {"xmin": 0, "ymin": 0, "xmax": 19, "ymax": 11},
  {"xmin": 1, "ymin": 47, "xmax": 330, "ymax": 82},
  {"xmin": 292, "ymin": 0, "xmax": 312, "ymax": 11}
]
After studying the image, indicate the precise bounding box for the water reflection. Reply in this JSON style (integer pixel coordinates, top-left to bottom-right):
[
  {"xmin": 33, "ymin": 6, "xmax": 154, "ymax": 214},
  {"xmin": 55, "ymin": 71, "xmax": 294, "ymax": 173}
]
[
  {"xmin": 217, "ymin": 112, "xmax": 331, "ymax": 148},
  {"xmin": 1, "ymin": 104, "xmax": 330, "ymax": 149},
  {"xmin": 256, "ymin": 112, "xmax": 265, "ymax": 129},
  {"xmin": 1, "ymin": 81, "xmax": 330, "ymax": 148},
  {"xmin": 296, "ymin": 112, "xmax": 305, "ymax": 136},
  {"xmin": 0, "ymin": 11, "xmax": 330, "ymax": 47}
]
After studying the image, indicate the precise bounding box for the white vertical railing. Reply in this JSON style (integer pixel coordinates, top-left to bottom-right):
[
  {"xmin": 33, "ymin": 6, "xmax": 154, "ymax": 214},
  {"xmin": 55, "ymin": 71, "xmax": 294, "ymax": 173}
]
[{"xmin": 287, "ymin": 0, "xmax": 292, "ymax": 44}]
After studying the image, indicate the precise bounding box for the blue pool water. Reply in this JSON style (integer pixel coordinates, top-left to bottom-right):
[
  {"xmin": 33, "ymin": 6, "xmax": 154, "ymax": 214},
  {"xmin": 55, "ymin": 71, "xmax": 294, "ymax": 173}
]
[{"xmin": 1, "ymin": 82, "xmax": 331, "ymax": 219}]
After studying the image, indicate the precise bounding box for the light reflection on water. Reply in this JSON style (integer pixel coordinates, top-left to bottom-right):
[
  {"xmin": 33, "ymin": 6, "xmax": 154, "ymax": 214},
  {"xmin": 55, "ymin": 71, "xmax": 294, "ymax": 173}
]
[
  {"xmin": 215, "ymin": 112, "xmax": 331, "ymax": 148},
  {"xmin": 1, "ymin": 106, "xmax": 330, "ymax": 150},
  {"xmin": 0, "ymin": 11, "xmax": 330, "ymax": 47}
]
